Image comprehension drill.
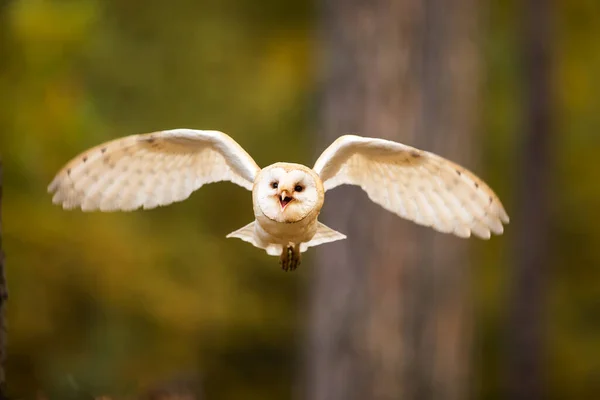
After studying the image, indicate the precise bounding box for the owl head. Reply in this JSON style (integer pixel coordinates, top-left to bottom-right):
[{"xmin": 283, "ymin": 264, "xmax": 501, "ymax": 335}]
[{"xmin": 254, "ymin": 163, "xmax": 324, "ymax": 223}]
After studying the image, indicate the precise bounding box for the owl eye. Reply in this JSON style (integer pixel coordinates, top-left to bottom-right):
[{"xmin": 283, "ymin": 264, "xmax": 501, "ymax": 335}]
[
  {"xmin": 271, "ymin": 182, "xmax": 278, "ymax": 189},
  {"xmin": 294, "ymin": 185, "xmax": 303, "ymax": 192}
]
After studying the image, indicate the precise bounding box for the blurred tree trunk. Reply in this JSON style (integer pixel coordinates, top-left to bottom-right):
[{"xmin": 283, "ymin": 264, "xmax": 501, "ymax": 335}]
[
  {"xmin": 509, "ymin": 0, "xmax": 553, "ymax": 399},
  {"xmin": 305, "ymin": 1, "xmax": 481, "ymax": 400}
]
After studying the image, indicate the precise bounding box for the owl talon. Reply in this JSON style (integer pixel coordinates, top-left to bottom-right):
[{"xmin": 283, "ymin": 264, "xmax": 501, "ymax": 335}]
[
  {"xmin": 280, "ymin": 244, "xmax": 301, "ymax": 272},
  {"xmin": 280, "ymin": 256, "xmax": 289, "ymax": 272}
]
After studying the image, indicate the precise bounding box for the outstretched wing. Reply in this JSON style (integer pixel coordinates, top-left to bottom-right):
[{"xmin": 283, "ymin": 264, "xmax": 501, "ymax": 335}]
[
  {"xmin": 49, "ymin": 129, "xmax": 261, "ymax": 211},
  {"xmin": 313, "ymin": 135, "xmax": 509, "ymax": 239}
]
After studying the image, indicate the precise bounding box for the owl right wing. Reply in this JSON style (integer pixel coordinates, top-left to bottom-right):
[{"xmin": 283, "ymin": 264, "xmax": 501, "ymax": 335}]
[
  {"xmin": 313, "ymin": 135, "xmax": 509, "ymax": 239},
  {"xmin": 49, "ymin": 129, "xmax": 261, "ymax": 211}
]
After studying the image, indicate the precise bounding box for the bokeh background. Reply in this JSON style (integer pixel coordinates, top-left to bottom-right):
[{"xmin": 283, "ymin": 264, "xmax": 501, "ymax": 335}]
[{"xmin": 0, "ymin": 0, "xmax": 599, "ymax": 399}]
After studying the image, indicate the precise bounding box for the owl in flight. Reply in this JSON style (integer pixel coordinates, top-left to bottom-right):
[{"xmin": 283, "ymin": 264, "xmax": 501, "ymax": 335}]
[{"xmin": 49, "ymin": 129, "xmax": 509, "ymax": 271}]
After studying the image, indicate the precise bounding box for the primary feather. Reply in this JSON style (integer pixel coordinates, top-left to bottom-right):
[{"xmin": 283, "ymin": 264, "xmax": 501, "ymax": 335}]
[
  {"xmin": 48, "ymin": 129, "xmax": 261, "ymax": 211},
  {"xmin": 313, "ymin": 135, "xmax": 509, "ymax": 239}
]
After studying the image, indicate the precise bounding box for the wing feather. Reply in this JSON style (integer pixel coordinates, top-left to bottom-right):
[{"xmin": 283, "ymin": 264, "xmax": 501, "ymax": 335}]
[
  {"xmin": 49, "ymin": 129, "xmax": 261, "ymax": 211},
  {"xmin": 313, "ymin": 135, "xmax": 509, "ymax": 239}
]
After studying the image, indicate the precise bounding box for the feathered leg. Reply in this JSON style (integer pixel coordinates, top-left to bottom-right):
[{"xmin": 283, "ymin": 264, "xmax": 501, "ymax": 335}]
[{"xmin": 280, "ymin": 243, "xmax": 301, "ymax": 272}]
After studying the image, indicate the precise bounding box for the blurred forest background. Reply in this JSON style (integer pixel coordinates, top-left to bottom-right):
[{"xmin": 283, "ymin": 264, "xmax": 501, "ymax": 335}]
[{"xmin": 0, "ymin": 0, "xmax": 599, "ymax": 399}]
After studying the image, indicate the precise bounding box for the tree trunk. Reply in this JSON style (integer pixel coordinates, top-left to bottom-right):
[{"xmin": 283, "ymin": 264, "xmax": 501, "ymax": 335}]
[
  {"xmin": 305, "ymin": 1, "xmax": 480, "ymax": 400},
  {"xmin": 509, "ymin": 0, "xmax": 553, "ymax": 398}
]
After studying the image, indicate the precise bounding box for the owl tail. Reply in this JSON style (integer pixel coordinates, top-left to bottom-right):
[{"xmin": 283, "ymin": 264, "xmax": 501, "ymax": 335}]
[{"xmin": 226, "ymin": 221, "xmax": 347, "ymax": 256}]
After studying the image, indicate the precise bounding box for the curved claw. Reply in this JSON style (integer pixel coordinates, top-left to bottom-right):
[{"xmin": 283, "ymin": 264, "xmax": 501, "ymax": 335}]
[{"xmin": 280, "ymin": 244, "xmax": 301, "ymax": 272}]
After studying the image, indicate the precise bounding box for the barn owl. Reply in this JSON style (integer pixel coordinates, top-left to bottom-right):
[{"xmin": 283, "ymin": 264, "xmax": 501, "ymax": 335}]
[{"xmin": 49, "ymin": 129, "xmax": 509, "ymax": 271}]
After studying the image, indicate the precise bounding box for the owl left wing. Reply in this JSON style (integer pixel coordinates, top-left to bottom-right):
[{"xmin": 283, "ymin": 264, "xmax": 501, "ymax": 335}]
[
  {"xmin": 313, "ymin": 135, "xmax": 509, "ymax": 239},
  {"xmin": 49, "ymin": 129, "xmax": 261, "ymax": 211}
]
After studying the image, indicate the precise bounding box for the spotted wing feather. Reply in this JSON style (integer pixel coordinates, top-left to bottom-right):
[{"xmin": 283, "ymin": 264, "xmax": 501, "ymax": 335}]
[
  {"xmin": 48, "ymin": 129, "xmax": 260, "ymax": 211},
  {"xmin": 313, "ymin": 135, "xmax": 509, "ymax": 239}
]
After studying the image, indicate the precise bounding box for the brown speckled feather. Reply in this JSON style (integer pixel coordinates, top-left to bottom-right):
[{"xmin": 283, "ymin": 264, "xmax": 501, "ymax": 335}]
[
  {"xmin": 313, "ymin": 135, "xmax": 509, "ymax": 239},
  {"xmin": 48, "ymin": 129, "xmax": 260, "ymax": 211}
]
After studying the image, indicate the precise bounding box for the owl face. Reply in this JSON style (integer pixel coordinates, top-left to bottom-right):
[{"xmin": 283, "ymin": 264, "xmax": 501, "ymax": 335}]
[{"xmin": 254, "ymin": 163, "xmax": 324, "ymax": 223}]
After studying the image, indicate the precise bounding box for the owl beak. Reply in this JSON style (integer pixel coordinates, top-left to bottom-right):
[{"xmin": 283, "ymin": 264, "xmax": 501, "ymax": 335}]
[{"xmin": 279, "ymin": 190, "xmax": 293, "ymax": 210}]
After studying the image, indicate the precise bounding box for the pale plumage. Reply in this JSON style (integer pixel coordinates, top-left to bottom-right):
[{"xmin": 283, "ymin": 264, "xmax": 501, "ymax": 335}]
[
  {"xmin": 313, "ymin": 135, "xmax": 509, "ymax": 239},
  {"xmin": 49, "ymin": 129, "xmax": 509, "ymax": 270},
  {"xmin": 48, "ymin": 130, "xmax": 260, "ymax": 211}
]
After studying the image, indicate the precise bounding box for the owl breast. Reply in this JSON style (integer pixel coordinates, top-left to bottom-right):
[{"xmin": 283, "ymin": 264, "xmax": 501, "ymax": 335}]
[{"xmin": 254, "ymin": 208, "xmax": 321, "ymax": 246}]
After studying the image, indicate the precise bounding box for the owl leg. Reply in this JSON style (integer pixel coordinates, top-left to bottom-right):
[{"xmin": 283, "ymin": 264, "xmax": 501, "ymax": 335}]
[{"xmin": 280, "ymin": 244, "xmax": 301, "ymax": 272}]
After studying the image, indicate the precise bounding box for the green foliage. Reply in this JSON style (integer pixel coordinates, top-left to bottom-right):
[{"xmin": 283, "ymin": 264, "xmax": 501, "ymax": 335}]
[{"xmin": 1, "ymin": 0, "xmax": 312, "ymax": 398}]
